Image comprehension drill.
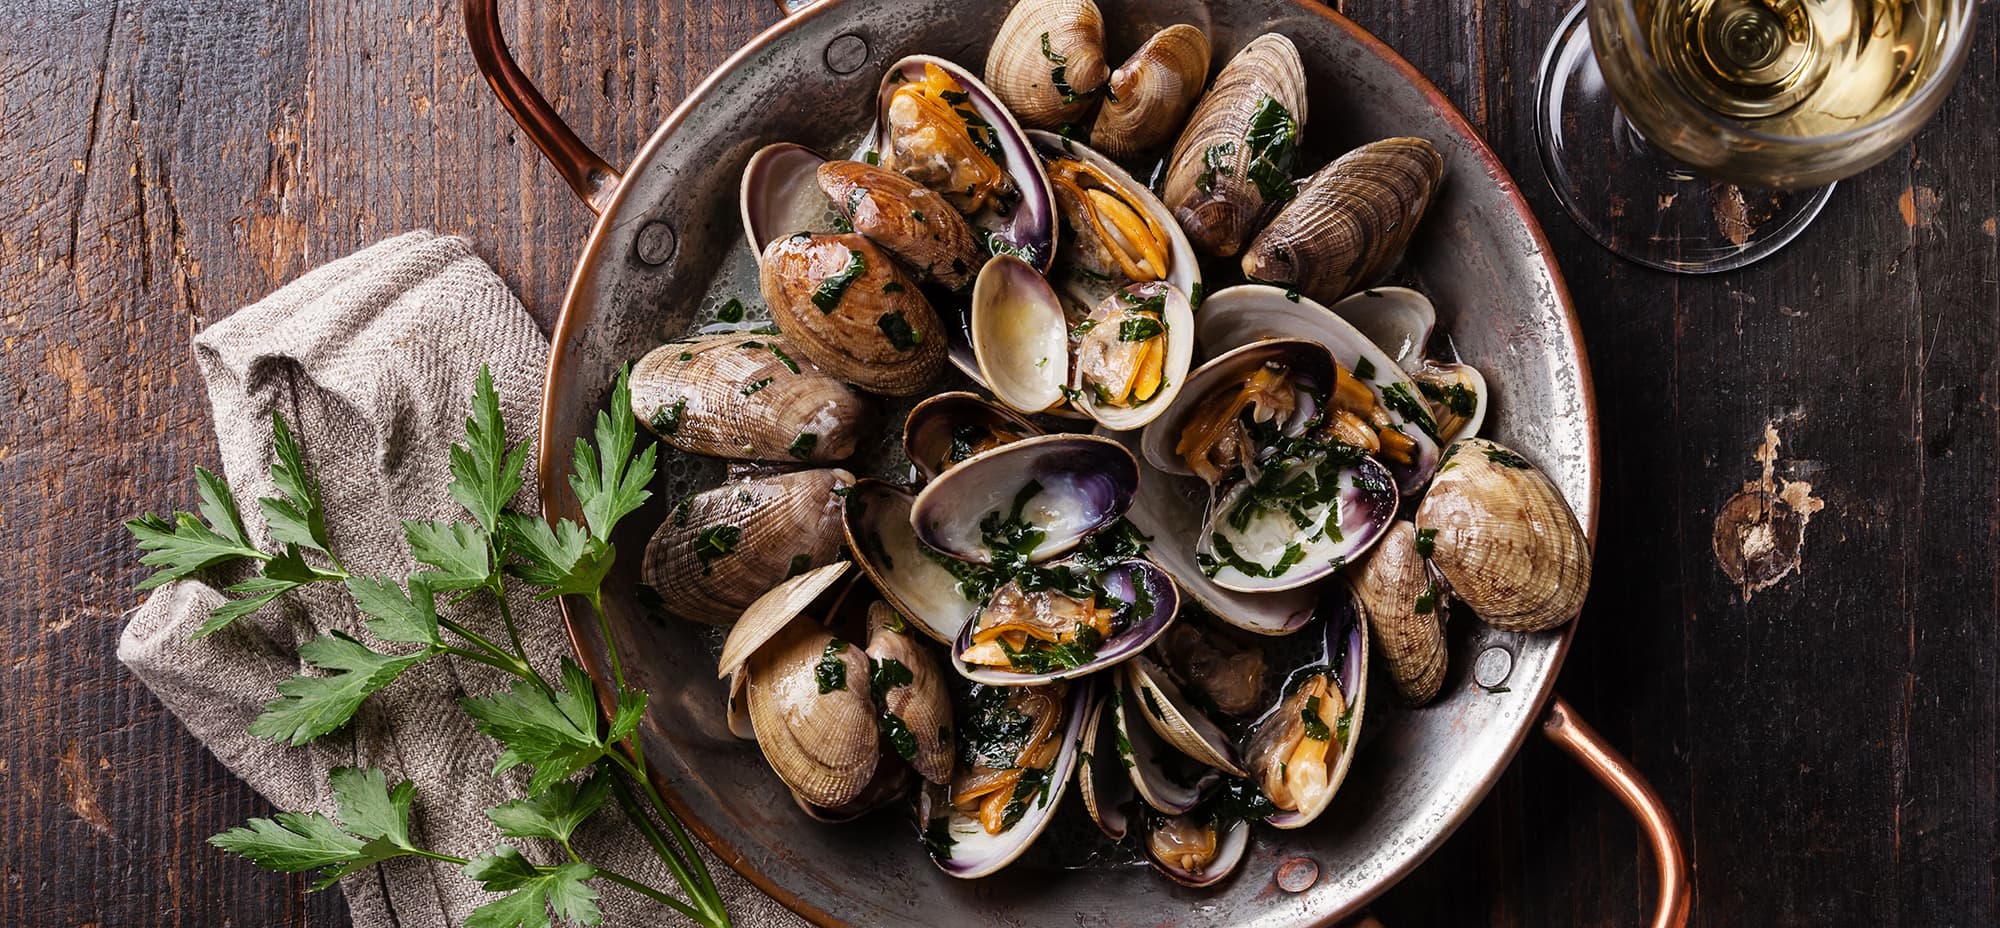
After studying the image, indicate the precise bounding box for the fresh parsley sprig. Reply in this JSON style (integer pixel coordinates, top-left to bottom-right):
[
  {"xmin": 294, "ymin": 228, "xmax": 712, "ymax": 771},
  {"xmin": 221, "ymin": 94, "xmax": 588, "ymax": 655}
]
[{"xmin": 130, "ymin": 365, "xmax": 729, "ymax": 928}]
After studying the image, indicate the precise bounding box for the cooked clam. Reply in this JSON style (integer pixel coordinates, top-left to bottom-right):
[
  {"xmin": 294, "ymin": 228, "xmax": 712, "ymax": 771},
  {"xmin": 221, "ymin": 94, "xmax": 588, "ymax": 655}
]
[
  {"xmin": 970, "ymin": 254, "xmax": 1071, "ymax": 414},
  {"xmin": 1126, "ymin": 656, "xmax": 1245, "ymax": 776},
  {"xmin": 954, "ymin": 557, "xmax": 1178, "ymax": 685},
  {"xmin": 725, "ymin": 669, "xmax": 755, "ymax": 740},
  {"xmin": 759, "ymin": 232, "xmax": 948, "ymax": 396},
  {"xmin": 1351, "ymin": 521, "xmax": 1448, "ymax": 705},
  {"xmin": 1105, "ymin": 674, "xmax": 1220, "ymax": 814},
  {"xmin": 841, "ymin": 479, "xmax": 980, "ymax": 645},
  {"xmin": 718, "ymin": 561, "xmax": 852, "ymax": 679},
  {"xmin": 744, "ymin": 618, "xmax": 880, "ymax": 810},
  {"xmin": 1077, "ymin": 689, "xmax": 1135, "ymax": 838},
  {"xmin": 1198, "ymin": 447, "xmax": 1397, "ymax": 593},
  {"xmin": 983, "ymin": 0, "xmax": 1108, "ymax": 130},
  {"xmin": 1329, "ymin": 286, "xmax": 1436, "ymax": 374},
  {"xmin": 1242, "ymin": 138, "xmax": 1444, "ymax": 305},
  {"xmin": 818, "ymin": 159, "xmax": 983, "ymax": 291},
  {"xmin": 1196, "ymin": 285, "xmax": 1447, "ymax": 495},
  {"xmin": 631, "ymin": 333, "xmax": 863, "ymax": 463},
  {"xmin": 1029, "ymin": 131, "xmax": 1199, "ymax": 301},
  {"xmin": 1248, "ymin": 583, "xmax": 1368, "ymax": 829},
  {"xmin": 1410, "ymin": 359, "xmax": 1487, "ymax": 444},
  {"xmin": 911, "ymin": 433, "xmax": 1137, "ymax": 564},
  {"xmin": 1162, "ymin": 34, "xmax": 1307, "ymax": 257},
  {"xmin": 644, "ymin": 469, "xmax": 851, "ymax": 625},
  {"xmin": 794, "ymin": 762, "xmax": 918, "ymax": 824},
  {"xmin": 873, "ymin": 56, "xmax": 1056, "ymax": 271},
  {"xmin": 1144, "ymin": 813, "xmax": 1249, "ymax": 888},
  {"xmin": 741, "ymin": 142, "xmax": 832, "ymax": 256},
  {"xmin": 1069, "ymin": 281, "xmax": 1196, "ymax": 431},
  {"xmin": 1415, "ymin": 439, "xmax": 1589, "ymax": 632},
  {"xmin": 864, "ymin": 601, "xmax": 955, "ymax": 784},
  {"xmin": 922, "ymin": 679, "xmax": 1088, "ymax": 878},
  {"xmin": 1091, "ymin": 25, "xmax": 1212, "ymax": 162},
  {"xmin": 1153, "ymin": 621, "xmax": 1268, "ymax": 718},
  {"xmin": 903, "ymin": 391, "xmax": 1042, "ymax": 483}
]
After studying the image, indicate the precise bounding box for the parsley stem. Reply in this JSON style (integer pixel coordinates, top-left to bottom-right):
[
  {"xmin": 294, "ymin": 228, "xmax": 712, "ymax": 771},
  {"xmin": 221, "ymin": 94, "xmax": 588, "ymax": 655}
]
[
  {"xmin": 405, "ymin": 847, "xmax": 471, "ymax": 866},
  {"xmin": 492, "ymin": 576, "xmax": 534, "ymax": 673},
  {"xmin": 434, "ymin": 644, "xmax": 528, "ymax": 679},
  {"xmin": 611, "ymin": 751, "xmax": 722, "ymax": 916},
  {"xmin": 609, "ymin": 773, "xmax": 703, "ymax": 905},
  {"xmin": 593, "ymin": 867, "xmax": 705, "ymax": 923},
  {"xmin": 435, "ymin": 617, "xmax": 545, "ymax": 690},
  {"xmin": 588, "ymin": 591, "xmax": 630, "ymax": 698}
]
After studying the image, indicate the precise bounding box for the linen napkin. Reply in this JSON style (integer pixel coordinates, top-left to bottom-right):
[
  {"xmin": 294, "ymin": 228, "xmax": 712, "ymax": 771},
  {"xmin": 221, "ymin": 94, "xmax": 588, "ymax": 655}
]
[{"xmin": 117, "ymin": 230, "xmax": 802, "ymax": 928}]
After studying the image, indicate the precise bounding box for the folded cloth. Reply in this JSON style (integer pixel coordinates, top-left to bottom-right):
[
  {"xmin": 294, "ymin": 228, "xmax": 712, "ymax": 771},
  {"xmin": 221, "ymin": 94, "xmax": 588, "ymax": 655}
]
[{"xmin": 117, "ymin": 231, "xmax": 803, "ymax": 928}]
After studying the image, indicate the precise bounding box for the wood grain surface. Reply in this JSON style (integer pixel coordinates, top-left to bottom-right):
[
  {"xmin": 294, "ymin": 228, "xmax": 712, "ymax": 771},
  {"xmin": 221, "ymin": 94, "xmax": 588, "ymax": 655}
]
[{"xmin": 2, "ymin": 0, "xmax": 1994, "ymax": 925}]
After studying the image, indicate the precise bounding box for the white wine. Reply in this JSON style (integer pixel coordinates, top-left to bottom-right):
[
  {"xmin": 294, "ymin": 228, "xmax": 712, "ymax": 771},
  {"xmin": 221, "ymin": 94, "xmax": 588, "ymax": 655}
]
[{"xmin": 1640, "ymin": 0, "xmax": 1956, "ymax": 135}]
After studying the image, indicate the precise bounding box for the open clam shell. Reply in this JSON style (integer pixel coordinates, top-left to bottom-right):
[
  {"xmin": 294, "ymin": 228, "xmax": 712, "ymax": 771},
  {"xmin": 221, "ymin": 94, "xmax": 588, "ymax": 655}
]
[
  {"xmin": 1198, "ymin": 284, "xmax": 1446, "ymax": 495},
  {"xmin": 1197, "ymin": 450, "xmax": 1398, "ymax": 594},
  {"xmin": 1137, "ymin": 336, "xmax": 1338, "ymax": 481},
  {"xmin": 1110, "ymin": 671, "xmax": 1222, "ymax": 814},
  {"xmin": 1077, "ymin": 689, "xmax": 1136, "ymax": 838},
  {"xmin": 953, "ymin": 557, "xmax": 1179, "ymax": 686},
  {"xmin": 1144, "ymin": 814, "xmax": 1250, "ymax": 888},
  {"xmin": 1102, "ymin": 427, "xmax": 1318, "ymax": 635},
  {"xmin": 1068, "ymin": 281, "xmax": 1198, "ymax": 432},
  {"xmin": 1027, "ymin": 131, "xmax": 1201, "ymax": 305},
  {"xmin": 1329, "ymin": 286, "xmax": 1436, "ymax": 374},
  {"xmin": 840, "ymin": 479, "xmax": 979, "ymax": 646},
  {"xmin": 717, "ymin": 561, "xmax": 852, "ymax": 679},
  {"xmin": 1411, "ymin": 359, "xmax": 1488, "ymax": 444},
  {"xmin": 903, "ymin": 391, "xmax": 1043, "ymax": 483},
  {"xmin": 741, "ymin": 142, "xmax": 832, "ymax": 257},
  {"xmin": 870, "ymin": 55, "xmax": 1057, "ymax": 272},
  {"xmin": 970, "ymin": 254, "xmax": 1071, "ymax": 414},
  {"xmin": 920, "ymin": 678, "xmax": 1091, "ymax": 879},
  {"xmin": 631, "ymin": 333, "xmax": 864, "ymax": 463},
  {"xmin": 1125, "ymin": 655, "xmax": 1246, "ymax": 777},
  {"xmin": 910, "ymin": 433, "xmax": 1137, "ymax": 565},
  {"xmin": 1252, "ymin": 581, "xmax": 1369, "ymax": 829}
]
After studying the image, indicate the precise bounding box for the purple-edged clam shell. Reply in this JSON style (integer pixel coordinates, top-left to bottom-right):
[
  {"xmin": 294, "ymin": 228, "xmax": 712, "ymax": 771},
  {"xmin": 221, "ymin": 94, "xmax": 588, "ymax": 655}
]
[
  {"xmin": 1099, "ymin": 427, "xmax": 1318, "ymax": 635},
  {"xmin": 869, "ymin": 55, "xmax": 1057, "ymax": 272},
  {"xmin": 1264, "ymin": 581, "xmax": 1369, "ymax": 829},
  {"xmin": 1198, "ymin": 451, "xmax": 1399, "ymax": 594},
  {"xmin": 740, "ymin": 142, "xmax": 832, "ymax": 258},
  {"xmin": 920, "ymin": 678, "xmax": 1092, "ymax": 879},
  {"xmin": 903, "ymin": 391, "xmax": 1042, "ymax": 484},
  {"xmin": 1113, "ymin": 671, "xmax": 1220, "ymax": 815},
  {"xmin": 954, "ymin": 557, "xmax": 1178, "ymax": 686},
  {"xmin": 839, "ymin": 479, "xmax": 979, "ymax": 646},
  {"xmin": 1197, "ymin": 284, "xmax": 1445, "ymax": 495},
  {"xmin": 1025, "ymin": 130, "xmax": 1201, "ymax": 306},
  {"xmin": 1144, "ymin": 815, "xmax": 1250, "ymax": 888},
  {"xmin": 911, "ymin": 433, "xmax": 1137, "ymax": 565},
  {"xmin": 1137, "ymin": 337, "xmax": 1340, "ymax": 480},
  {"xmin": 1077, "ymin": 690, "xmax": 1135, "ymax": 839}
]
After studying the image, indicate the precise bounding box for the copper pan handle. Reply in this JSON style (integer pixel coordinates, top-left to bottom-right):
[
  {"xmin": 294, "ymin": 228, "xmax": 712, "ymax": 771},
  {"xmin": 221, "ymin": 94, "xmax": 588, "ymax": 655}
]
[
  {"xmin": 463, "ymin": 0, "xmax": 622, "ymax": 214},
  {"xmin": 1540, "ymin": 696, "xmax": 1693, "ymax": 928}
]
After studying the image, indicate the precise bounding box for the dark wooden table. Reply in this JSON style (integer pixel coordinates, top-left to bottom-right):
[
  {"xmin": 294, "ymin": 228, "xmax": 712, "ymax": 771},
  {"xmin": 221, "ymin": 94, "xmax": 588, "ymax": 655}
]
[{"xmin": 5, "ymin": 0, "xmax": 1995, "ymax": 925}]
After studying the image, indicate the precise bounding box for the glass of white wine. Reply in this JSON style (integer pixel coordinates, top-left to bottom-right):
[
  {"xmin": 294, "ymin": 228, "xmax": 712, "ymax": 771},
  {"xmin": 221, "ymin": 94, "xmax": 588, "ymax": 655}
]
[{"xmin": 1536, "ymin": 0, "xmax": 1976, "ymax": 273}]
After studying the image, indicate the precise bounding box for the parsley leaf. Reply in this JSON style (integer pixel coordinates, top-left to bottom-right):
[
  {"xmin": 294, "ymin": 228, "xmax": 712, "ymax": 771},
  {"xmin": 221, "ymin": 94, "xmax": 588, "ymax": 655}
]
[
  {"xmin": 460, "ymin": 659, "xmax": 624, "ymax": 793},
  {"xmin": 486, "ymin": 772, "xmax": 611, "ymax": 843},
  {"xmin": 127, "ymin": 466, "xmax": 265, "ymax": 590},
  {"xmin": 449, "ymin": 367, "xmax": 531, "ymax": 536},
  {"xmin": 500, "ymin": 513, "xmax": 615, "ymax": 600},
  {"xmin": 569, "ymin": 366, "xmax": 656, "ymax": 545},
  {"xmin": 404, "ymin": 519, "xmax": 493, "ymax": 590},
  {"xmin": 249, "ymin": 633, "xmax": 436, "ymax": 745},
  {"xmin": 207, "ymin": 767, "xmax": 421, "ymax": 891},
  {"xmin": 259, "ymin": 412, "xmax": 336, "ymax": 555},
  {"xmin": 463, "ymin": 847, "xmax": 603, "ymax": 928},
  {"xmin": 344, "ymin": 575, "xmax": 443, "ymax": 645}
]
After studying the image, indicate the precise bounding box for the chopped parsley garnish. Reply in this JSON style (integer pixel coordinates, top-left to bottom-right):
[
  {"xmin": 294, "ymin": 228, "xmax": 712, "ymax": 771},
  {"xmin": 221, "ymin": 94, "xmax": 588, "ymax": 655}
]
[
  {"xmin": 1118, "ymin": 316, "xmax": 1166, "ymax": 342},
  {"xmin": 870, "ymin": 657, "xmax": 914, "ymax": 694},
  {"xmin": 882, "ymin": 610, "xmax": 909, "ymax": 634},
  {"xmin": 978, "ymin": 480, "xmax": 1047, "ymax": 571},
  {"xmin": 693, "ymin": 525, "xmax": 741, "ymax": 574},
  {"xmin": 677, "ymin": 350, "xmax": 694, "ymax": 362},
  {"xmin": 717, "ymin": 298, "xmax": 745, "ymax": 323},
  {"xmin": 958, "ymin": 684, "xmax": 1033, "ymax": 769},
  {"xmin": 1000, "ymin": 767, "xmax": 1051, "ymax": 829},
  {"xmin": 1206, "ymin": 533, "xmax": 1306, "ymax": 579},
  {"xmin": 882, "ymin": 280, "xmax": 906, "ymax": 293},
  {"xmin": 815, "ymin": 639, "xmax": 850, "ymax": 693},
  {"xmin": 1485, "ymin": 446, "xmax": 1534, "ymax": 469},
  {"xmin": 910, "ymin": 209, "xmax": 926, "ymax": 223},
  {"xmin": 1197, "ymin": 141, "xmax": 1235, "ymax": 195},
  {"xmin": 1300, "ymin": 695, "xmax": 1332, "ymax": 741},
  {"xmin": 877, "ymin": 310, "xmax": 923, "ymax": 350},
  {"xmin": 811, "ymin": 249, "xmax": 867, "ymax": 313},
  {"xmin": 877, "ymin": 712, "xmax": 919, "ymax": 760},
  {"xmin": 997, "ymin": 625, "xmax": 1101, "ymax": 675},
  {"xmin": 1205, "ymin": 776, "xmax": 1278, "ymax": 825},
  {"xmin": 1070, "ymin": 318, "xmax": 1099, "ymax": 338},
  {"xmin": 1418, "ymin": 379, "xmax": 1478, "ymax": 418},
  {"xmin": 863, "ymin": 150, "xmax": 881, "ymax": 166},
  {"xmin": 785, "ymin": 553, "xmax": 813, "ymax": 579},
  {"xmin": 649, "ymin": 398, "xmax": 687, "ymax": 436},
  {"xmin": 947, "ymin": 423, "xmax": 985, "ymax": 464},
  {"xmin": 1380, "ymin": 381, "xmax": 1444, "ymax": 442},
  {"xmin": 670, "ymin": 491, "xmax": 694, "ymax": 526},
  {"xmin": 787, "ymin": 432, "xmax": 818, "ymax": 461},
  {"xmin": 1414, "ymin": 582, "xmax": 1440, "ymax": 614},
  {"xmin": 1243, "ymin": 95, "xmax": 1300, "ymax": 201},
  {"xmin": 1414, "ymin": 527, "xmax": 1438, "ymax": 557},
  {"xmin": 739, "ymin": 377, "xmax": 773, "ymax": 397},
  {"xmin": 1353, "ymin": 356, "xmax": 1377, "ymax": 381},
  {"xmin": 922, "ymin": 817, "xmax": 955, "ymax": 859},
  {"xmin": 1190, "ymin": 281, "xmax": 1205, "ymax": 311},
  {"xmin": 767, "ymin": 343, "xmax": 801, "ymax": 374},
  {"xmin": 1285, "ymin": 289, "xmax": 1302, "ymax": 303}
]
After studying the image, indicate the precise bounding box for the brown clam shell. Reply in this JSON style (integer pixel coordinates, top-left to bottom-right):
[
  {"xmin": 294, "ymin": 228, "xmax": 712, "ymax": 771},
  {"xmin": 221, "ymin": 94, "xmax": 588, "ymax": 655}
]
[
  {"xmin": 630, "ymin": 333, "xmax": 863, "ymax": 463},
  {"xmin": 1415, "ymin": 439, "xmax": 1590, "ymax": 632},
  {"xmin": 984, "ymin": 0, "xmax": 1109, "ymax": 131},
  {"xmin": 817, "ymin": 160, "xmax": 982, "ymax": 291},
  {"xmin": 1241, "ymin": 137, "xmax": 1444, "ymax": 304},
  {"xmin": 1161, "ymin": 33, "xmax": 1308, "ymax": 257},
  {"xmin": 1091, "ymin": 24, "xmax": 1211, "ymax": 162},
  {"xmin": 1352, "ymin": 521, "xmax": 1447, "ymax": 705},
  {"xmin": 745, "ymin": 620, "xmax": 880, "ymax": 809},
  {"xmin": 864, "ymin": 601, "xmax": 955, "ymax": 784},
  {"xmin": 759, "ymin": 233, "xmax": 948, "ymax": 396},
  {"xmin": 642, "ymin": 468, "xmax": 852, "ymax": 624}
]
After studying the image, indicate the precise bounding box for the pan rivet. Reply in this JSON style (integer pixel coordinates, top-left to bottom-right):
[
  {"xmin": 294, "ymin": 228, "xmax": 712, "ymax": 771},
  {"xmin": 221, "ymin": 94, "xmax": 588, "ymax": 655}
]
[
  {"xmin": 825, "ymin": 33, "xmax": 869, "ymax": 75},
  {"xmin": 1275, "ymin": 857, "xmax": 1318, "ymax": 893},
  {"xmin": 635, "ymin": 220, "xmax": 677, "ymax": 266},
  {"xmin": 1474, "ymin": 646, "xmax": 1514, "ymax": 689}
]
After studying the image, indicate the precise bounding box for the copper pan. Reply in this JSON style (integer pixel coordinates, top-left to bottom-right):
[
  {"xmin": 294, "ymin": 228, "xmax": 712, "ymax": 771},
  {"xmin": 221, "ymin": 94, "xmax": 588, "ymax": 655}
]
[{"xmin": 464, "ymin": 0, "xmax": 1688, "ymax": 923}]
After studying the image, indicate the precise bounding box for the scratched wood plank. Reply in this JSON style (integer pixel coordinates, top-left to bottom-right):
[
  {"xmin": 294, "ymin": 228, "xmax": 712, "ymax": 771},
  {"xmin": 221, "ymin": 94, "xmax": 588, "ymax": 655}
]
[{"xmin": 4, "ymin": 0, "xmax": 1998, "ymax": 926}]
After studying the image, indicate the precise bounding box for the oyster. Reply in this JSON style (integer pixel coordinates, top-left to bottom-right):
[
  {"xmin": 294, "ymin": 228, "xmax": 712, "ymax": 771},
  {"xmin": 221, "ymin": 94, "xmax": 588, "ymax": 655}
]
[
  {"xmin": 872, "ymin": 56, "xmax": 1056, "ymax": 271},
  {"xmin": 1144, "ymin": 813, "xmax": 1249, "ymax": 888},
  {"xmin": 1242, "ymin": 138, "xmax": 1445, "ymax": 305},
  {"xmin": 759, "ymin": 232, "xmax": 948, "ymax": 396},
  {"xmin": 644, "ymin": 469, "xmax": 851, "ymax": 624},
  {"xmin": 841, "ymin": 479, "xmax": 981, "ymax": 645},
  {"xmin": 631, "ymin": 333, "xmax": 863, "ymax": 463},
  {"xmin": 864, "ymin": 601, "xmax": 955, "ymax": 784},
  {"xmin": 921, "ymin": 679, "xmax": 1089, "ymax": 878},
  {"xmin": 1091, "ymin": 25, "xmax": 1212, "ymax": 162},
  {"xmin": 902, "ymin": 391, "xmax": 1042, "ymax": 483},
  {"xmin": 1415, "ymin": 439, "xmax": 1589, "ymax": 631},
  {"xmin": 1196, "ymin": 285, "xmax": 1447, "ymax": 495},
  {"xmin": 910, "ymin": 433, "xmax": 1137, "ymax": 564},
  {"xmin": 983, "ymin": 0, "xmax": 1108, "ymax": 131},
  {"xmin": 1162, "ymin": 34, "xmax": 1307, "ymax": 257},
  {"xmin": 1247, "ymin": 583, "xmax": 1369, "ymax": 829},
  {"xmin": 1351, "ymin": 521, "xmax": 1448, "ymax": 705},
  {"xmin": 954, "ymin": 557, "xmax": 1178, "ymax": 685},
  {"xmin": 818, "ymin": 159, "xmax": 983, "ymax": 291}
]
